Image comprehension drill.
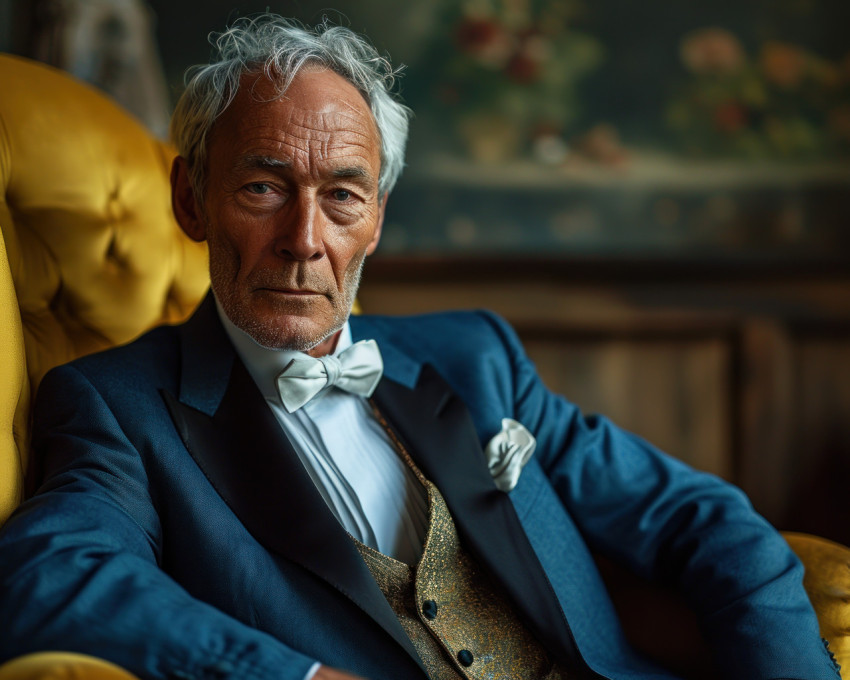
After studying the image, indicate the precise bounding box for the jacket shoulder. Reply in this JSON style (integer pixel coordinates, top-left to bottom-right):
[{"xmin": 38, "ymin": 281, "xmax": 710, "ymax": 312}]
[
  {"xmin": 39, "ymin": 323, "xmax": 182, "ymax": 397},
  {"xmin": 353, "ymin": 310, "xmax": 525, "ymax": 420},
  {"xmin": 354, "ymin": 309, "xmax": 519, "ymax": 358}
]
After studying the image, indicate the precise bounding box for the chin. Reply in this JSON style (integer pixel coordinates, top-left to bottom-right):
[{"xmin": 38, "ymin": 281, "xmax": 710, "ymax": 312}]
[
  {"xmin": 241, "ymin": 310, "xmax": 343, "ymax": 352},
  {"xmin": 214, "ymin": 278, "xmax": 355, "ymax": 352}
]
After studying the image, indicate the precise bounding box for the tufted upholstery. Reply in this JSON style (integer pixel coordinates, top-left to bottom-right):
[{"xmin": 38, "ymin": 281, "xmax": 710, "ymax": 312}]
[
  {"xmin": 0, "ymin": 653, "xmax": 138, "ymax": 680},
  {"xmin": 0, "ymin": 53, "xmax": 208, "ymax": 525},
  {"xmin": 786, "ymin": 533, "xmax": 850, "ymax": 675}
]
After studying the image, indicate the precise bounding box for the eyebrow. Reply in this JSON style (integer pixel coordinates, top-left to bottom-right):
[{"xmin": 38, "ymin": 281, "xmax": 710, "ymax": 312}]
[
  {"xmin": 332, "ymin": 166, "xmax": 377, "ymax": 190},
  {"xmin": 235, "ymin": 155, "xmax": 292, "ymax": 172},
  {"xmin": 333, "ymin": 166, "xmax": 368, "ymax": 179},
  {"xmin": 234, "ymin": 155, "xmax": 376, "ymax": 189}
]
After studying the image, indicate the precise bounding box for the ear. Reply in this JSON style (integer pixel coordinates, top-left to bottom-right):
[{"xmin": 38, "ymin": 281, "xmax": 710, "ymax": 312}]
[
  {"xmin": 365, "ymin": 192, "xmax": 388, "ymax": 256},
  {"xmin": 171, "ymin": 156, "xmax": 207, "ymax": 242}
]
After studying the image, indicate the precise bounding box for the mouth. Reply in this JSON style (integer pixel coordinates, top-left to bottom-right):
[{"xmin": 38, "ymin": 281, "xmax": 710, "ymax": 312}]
[{"xmin": 258, "ymin": 287, "xmax": 321, "ymax": 296}]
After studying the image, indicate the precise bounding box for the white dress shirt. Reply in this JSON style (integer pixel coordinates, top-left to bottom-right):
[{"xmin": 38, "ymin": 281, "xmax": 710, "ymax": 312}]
[
  {"xmin": 216, "ymin": 301, "xmax": 429, "ymax": 565},
  {"xmin": 217, "ymin": 304, "xmax": 430, "ymax": 680}
]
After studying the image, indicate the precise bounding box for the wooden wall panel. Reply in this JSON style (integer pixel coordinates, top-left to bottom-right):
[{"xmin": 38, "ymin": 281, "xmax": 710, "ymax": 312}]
[
  {"xmin": 737, "ymin": 320, "xmax": 796, "ymax": 524},
  {"xmin": 523, "ymin": 336, "xmax": 733, "ymax": 478},
  {"xmin": 783, "ymin": 333, "xmax": 850, "ymax": 545}
]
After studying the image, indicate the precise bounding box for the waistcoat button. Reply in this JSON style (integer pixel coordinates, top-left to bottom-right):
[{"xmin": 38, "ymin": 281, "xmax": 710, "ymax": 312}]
[
  {"xmin": 457, "ymin": 650, "xmax": 474, "ymax": 667},
  {"xmin": 422, "ymin": 599, "xmax": 438, "ymax": 619}
]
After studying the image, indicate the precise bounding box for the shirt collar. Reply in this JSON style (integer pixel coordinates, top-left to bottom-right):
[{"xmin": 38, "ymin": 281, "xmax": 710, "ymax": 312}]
[{"xmin": 214, "ymin": 295, "xmax": 353, "ymax": 402}]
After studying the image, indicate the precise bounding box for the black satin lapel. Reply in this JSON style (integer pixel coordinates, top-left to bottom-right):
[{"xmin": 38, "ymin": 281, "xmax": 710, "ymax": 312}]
[
  {"xmin": 371, "ymin": 366, "xmax": 593, "ymax": 674},
  {"xmin": 162, "ymin": 358, "xmax": 421, "ymax": 666}
]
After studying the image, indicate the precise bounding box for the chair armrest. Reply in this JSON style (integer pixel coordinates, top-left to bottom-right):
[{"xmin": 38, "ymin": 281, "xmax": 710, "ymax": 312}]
[
  {"xmin": 785, "ymin": 532, "xmax": 850, "ymax": 677},
  {"xmin": 0, "ymin": 653, "xmax": 140, "ymax": 680}
]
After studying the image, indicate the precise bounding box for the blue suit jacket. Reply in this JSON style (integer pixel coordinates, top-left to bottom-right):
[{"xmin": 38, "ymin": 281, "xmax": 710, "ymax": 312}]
[{"xmin": 0, "ymin": 295, "xmax": 840, "ymax": 680}]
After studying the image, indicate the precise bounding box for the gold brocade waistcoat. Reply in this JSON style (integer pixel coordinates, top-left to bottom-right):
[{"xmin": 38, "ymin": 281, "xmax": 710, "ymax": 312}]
[{"xmin": 354, "ymin": 405, "xmax": 574, "ymax": 680}]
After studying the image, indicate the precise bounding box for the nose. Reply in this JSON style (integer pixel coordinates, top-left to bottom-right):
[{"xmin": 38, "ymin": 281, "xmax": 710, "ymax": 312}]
[{"xmin": 273, "ymin": 193, "xmax": 325, "ymax": 261}]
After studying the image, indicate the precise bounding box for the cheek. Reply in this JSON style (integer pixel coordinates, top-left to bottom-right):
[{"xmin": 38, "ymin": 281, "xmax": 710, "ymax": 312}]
[
  {"xmin": 329, "ymin": 229, "xmax": 374, "ymax": 278},
  {"xmin": 336, "ymin": 208, "xmax": 381, "ymax": 251},
  {"xmin": 206, "ymin": 228, "xmax": 239, "ymax": 273},
  {"xmin": 206, "ymin": 216, "xmax": 269, "ymax": 277}
]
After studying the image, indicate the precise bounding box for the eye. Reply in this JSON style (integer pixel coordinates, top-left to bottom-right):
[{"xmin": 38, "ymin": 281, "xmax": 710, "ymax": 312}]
[
  {"xmin": 332, "ymin": 189, "xmax": 352, "ymax": 201},
  {"xmin": 246, "ymin": 183, "xmax": 271, "ymax": 194}
]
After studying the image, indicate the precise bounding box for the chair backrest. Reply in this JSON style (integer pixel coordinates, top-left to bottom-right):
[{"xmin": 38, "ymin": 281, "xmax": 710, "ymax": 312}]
[{"xmin": 0, "ymin": 54, "xmax": 209, "ymax": 524}]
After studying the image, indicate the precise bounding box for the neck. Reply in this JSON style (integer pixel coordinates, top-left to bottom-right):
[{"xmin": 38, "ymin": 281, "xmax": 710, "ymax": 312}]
[{"xmin": 305, "ymin": 329, "xmax": 343, "ymax": 358}]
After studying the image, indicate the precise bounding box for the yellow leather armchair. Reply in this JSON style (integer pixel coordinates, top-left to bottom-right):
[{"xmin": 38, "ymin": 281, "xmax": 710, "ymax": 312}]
[
  {"xmin": 0, "ymin": 53, "xmax": 207, "ymax": 679},
  {"xmin": 0, "ymin": 53, "xmax": 848, "ymax": 679},
  {"xmin": 0, "ymin": 53, "xmax": 208, "ymax": 523}
]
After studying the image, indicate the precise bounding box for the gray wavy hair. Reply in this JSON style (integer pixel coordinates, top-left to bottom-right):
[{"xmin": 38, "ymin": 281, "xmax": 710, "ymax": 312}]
[{"xmin": 170, "ymin": 14, "xmax": 411, "ymax": 202}]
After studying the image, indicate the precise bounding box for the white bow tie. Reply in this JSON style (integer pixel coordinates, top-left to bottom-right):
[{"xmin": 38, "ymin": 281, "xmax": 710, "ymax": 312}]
[{"xmin": 275, "ymin": 339, "xmax": 383, "ymax": 413}]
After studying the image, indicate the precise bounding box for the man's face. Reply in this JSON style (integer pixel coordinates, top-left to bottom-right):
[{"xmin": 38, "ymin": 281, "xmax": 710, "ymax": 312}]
[{"xmin": 174, "ymin": 68, "xmax": 385, "ymax": 353}]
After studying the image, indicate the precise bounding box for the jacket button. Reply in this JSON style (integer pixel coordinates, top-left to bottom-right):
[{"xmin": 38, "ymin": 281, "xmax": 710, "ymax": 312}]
[
  {"xmin": 422, "ymin": 599, "xmax": 438, "ymax": 620},
  {"xmin": 457, "ymin": 650, "xmax": 474, "ymax": 667}
]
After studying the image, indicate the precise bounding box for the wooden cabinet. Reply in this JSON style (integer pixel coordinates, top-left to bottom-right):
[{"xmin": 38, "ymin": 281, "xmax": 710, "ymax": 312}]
[{"xmin": 359, "ymin": 256, "xmax": 850, "ymax": 544}]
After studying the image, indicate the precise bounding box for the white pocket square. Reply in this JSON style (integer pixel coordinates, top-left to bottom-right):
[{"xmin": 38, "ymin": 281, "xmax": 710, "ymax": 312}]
[{"xmin": 485, "ymin": 418, "xmax": 536, "ymax": 492}]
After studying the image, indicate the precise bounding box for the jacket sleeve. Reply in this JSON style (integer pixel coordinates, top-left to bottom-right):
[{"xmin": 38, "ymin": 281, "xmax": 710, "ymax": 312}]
[
  {"xmin": 0, "ymin": 363, "xmax": 317, "ymax": 680},
  {"xmin": 476, "ymin": 310, "xmax": 841, "ymax": 680}
]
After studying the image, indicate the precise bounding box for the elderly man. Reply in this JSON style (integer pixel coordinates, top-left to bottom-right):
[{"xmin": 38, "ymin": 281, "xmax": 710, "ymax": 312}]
[{"xmin": 0, "ymin": 14, "xmax": 841, "ymax": 680}]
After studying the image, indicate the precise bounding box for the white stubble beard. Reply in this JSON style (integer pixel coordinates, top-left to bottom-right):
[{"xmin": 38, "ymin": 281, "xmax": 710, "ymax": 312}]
[{"xmin": 211, "ymin": 246, "xmax": 367, "ymax": 352}]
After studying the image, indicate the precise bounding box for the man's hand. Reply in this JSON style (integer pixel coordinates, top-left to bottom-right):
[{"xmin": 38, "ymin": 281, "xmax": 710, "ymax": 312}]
[{"xmin": 313, "ymin": 665, "xmax": 367, "ymax": 680}]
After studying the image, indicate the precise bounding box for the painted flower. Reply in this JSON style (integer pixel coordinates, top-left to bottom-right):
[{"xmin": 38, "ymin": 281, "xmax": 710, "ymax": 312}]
[
  {"xmin": 828, "ymin": 106, "xmax": 850, "ymax": 142},
  {"xmin": 573, "ymin": 124, "xmax": 628, "ymax": 166},
  {"xmin": 714, "ymin": 101, "xmax": 749, "ymax": 133},
  {"xmin": 506, "ymin": 35, "xmax": 548, "ymax": 83},
  {"xmin": 455, "ymin": 17, "xmax": 514, "ymax": 68},
  {"xmin": 680, "ymin": 28, "xmax": 746, "ymax": 76},
  {"xmin": 760, "ymin": 42, "xmax": 808, "ymax": 89}
]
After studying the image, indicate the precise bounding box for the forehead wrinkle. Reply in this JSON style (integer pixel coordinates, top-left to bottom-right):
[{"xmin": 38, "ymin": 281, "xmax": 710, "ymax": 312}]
[
  {"xmin": 263, "ymin": 119, "xmax": 374, "ymax": 150},
  {"xmin": 283, "ymin": 105, "xmax": 373, "ymax": 139},
  {"xmin": 273, "ymin": 126, "xmax": 376, "ymax": 163},
  {"xmin": 239, "ymin": 136, "xmax": 375, "ymax": 184},
  {"xmin": 219, "ymin": 72, "xmax": 381, "ymax": 185},
  {"xmin": 224, "ymin": 121, "xmax": 375, "ymax": 179}
]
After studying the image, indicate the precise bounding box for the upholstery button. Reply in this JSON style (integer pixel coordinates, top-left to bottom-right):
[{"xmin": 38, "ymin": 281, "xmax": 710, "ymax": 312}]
[
  {"xmin": 457, "ymin": 650, "xmax": 474, "ymax": 667},
  {"xmin": 422, "ymin": 599, "xmax": 438, "ymax": 620}
]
